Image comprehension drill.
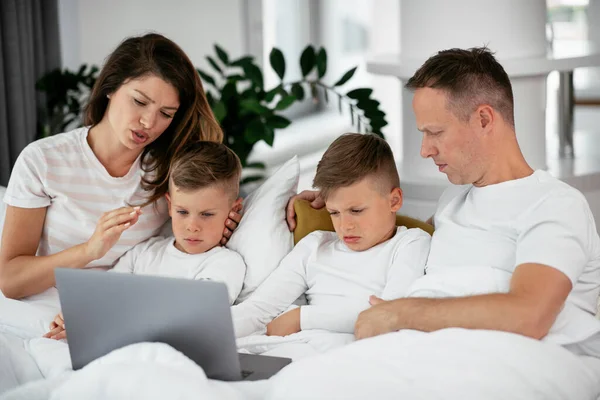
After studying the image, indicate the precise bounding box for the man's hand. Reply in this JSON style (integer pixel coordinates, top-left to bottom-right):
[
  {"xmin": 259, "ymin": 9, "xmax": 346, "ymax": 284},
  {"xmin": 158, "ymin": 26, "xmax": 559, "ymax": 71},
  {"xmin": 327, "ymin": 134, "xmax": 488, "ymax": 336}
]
[
  {"xmin": 266, "ymin": 308, "xmax": 301, "ymax": 336},
  {"xmin": 286, "ymin": 190, "xmax": 324, "ymax": 231},
  {"xmin": 43, "ymin": 312, "xmax": 67, "ymax": 340},
  {"xmin": 354, "ymin": 296, "xmax": 399, "ymax": 340},
  {"xmin": 221, "ymin": 200, "xmax": 243, "ymax": 245}
]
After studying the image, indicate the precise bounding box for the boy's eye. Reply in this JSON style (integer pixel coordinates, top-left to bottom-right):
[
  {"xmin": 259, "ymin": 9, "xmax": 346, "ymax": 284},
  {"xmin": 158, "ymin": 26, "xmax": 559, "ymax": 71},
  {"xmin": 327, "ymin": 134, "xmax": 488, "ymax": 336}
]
[
  {"xmin": 176, "ymin": 210, "xmax": 188, "ymax": 215},
  {"xmin": 351, "ymin": 209, "xmax": 363, "ymax": 214},
  {"xmin": 328, "ymin": 211, "xmax": 339, "ymax": 216},
  {"xmin": 133, "ymin": 98, "xmax": 146, "ymax": 106},
  {"xmin": 201, "ymin": 212, "xmax": 214, "ymax": 217}
]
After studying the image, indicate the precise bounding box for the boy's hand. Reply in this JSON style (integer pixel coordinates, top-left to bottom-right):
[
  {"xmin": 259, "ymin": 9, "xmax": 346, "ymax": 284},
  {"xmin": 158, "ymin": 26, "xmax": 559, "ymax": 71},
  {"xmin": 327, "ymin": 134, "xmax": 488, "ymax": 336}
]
[
  {"xmin": 266, "ymin": 308, "xmax": 301, "ymax": 336},
  {"xmin": 85, "ymin": 207, "xmax": 141, "ymax": 261},
  {"xmin": 43, "ymin": 312, "xmax": 67, "ymax": 340},
  {"xmin": 221, "ymin": 200, "xmax": 243, "ymax": 245},
  {"xmin": 285, "ymin": 190, "xmax": 324, "ymax": 231}
]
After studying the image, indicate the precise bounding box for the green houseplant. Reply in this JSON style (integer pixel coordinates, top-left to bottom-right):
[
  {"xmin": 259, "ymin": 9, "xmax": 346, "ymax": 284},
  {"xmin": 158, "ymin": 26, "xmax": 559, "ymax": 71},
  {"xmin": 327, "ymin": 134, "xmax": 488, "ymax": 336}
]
[
  {"xmin": 35, "ymin": 45, "xmax": 388, "ymax": 180},
  {"xmin": 36, "ymin": 65, "xmax": 98, "ymax": 138},
  {"xmin": 198, "ymin": 44, "xmax": 388, "ymax": 183}
]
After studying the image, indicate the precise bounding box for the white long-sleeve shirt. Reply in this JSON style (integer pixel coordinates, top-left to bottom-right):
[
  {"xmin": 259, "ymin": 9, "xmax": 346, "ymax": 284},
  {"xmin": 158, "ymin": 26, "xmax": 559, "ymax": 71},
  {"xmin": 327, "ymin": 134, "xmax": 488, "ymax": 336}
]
[
  {"xmin": 110, "ymin": 236, "xmax": 246, "ymax": 304},
  {"xmin": 232, "ymin": 227, "xmax": 431, "ymax": 337}
]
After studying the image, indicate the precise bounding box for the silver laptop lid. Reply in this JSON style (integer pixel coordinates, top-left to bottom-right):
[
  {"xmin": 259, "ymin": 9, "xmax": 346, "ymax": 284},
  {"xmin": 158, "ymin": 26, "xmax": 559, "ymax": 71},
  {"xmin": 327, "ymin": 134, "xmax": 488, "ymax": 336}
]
[{"xmin": 55, "ymin": 268, "xmax": 242, "ymax": 381}]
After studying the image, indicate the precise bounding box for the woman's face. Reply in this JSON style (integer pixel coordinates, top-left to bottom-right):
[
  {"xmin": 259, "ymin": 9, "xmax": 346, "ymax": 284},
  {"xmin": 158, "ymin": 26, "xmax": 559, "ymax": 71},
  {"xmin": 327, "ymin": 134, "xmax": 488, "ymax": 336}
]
[{"xmin": 105, "ymin": 74, "xmax": 180, "ymax": 151}]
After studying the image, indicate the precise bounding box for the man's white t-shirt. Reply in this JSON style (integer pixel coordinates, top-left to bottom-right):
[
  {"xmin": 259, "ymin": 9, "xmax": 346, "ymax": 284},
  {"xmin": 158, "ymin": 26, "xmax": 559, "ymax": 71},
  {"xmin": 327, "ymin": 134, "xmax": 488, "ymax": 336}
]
[
  {"xmin": 232, "ymin": 227, "xmax": 431, "ymax": 338},
  {"xmin": 411, "ymin": 170, "xmax": 600, "ymax": 356},
  {"xmin": 110, "ymin": 236, "xmax": 246, "ymax": 305},
  {"xmin": 3, "ymin": 127, "xmax": 170, "ymax": 267}
]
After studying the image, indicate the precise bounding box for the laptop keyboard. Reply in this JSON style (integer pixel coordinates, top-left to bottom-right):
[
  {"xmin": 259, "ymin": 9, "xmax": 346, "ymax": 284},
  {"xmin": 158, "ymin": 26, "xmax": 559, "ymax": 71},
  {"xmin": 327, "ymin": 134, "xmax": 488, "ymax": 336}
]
[{"xmin": 241, "ymin": 370, "xmax": 254, "ymax": 379}]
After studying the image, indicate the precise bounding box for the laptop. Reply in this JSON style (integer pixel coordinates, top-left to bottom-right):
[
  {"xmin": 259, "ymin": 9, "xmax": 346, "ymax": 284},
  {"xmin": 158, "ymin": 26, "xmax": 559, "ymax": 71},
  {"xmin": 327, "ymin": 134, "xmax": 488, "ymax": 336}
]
[{"xmin": 54, "ymin": 268, "xmax": 291, "ymax": 381}]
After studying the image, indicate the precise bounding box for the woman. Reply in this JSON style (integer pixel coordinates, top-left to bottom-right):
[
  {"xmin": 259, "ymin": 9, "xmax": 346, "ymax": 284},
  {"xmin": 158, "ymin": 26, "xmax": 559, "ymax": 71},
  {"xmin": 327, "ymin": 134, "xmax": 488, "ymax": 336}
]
[{"xmin": 0, "ymin": 33, "xmax": 240, "ymax": 300}]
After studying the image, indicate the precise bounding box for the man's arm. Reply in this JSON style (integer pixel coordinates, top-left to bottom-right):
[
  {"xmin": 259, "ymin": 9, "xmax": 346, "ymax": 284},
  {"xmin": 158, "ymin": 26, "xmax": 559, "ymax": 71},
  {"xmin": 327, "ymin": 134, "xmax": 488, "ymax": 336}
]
[{"xmin": 355, "ymin": 263, "xmax": 572, "ymax": 340}]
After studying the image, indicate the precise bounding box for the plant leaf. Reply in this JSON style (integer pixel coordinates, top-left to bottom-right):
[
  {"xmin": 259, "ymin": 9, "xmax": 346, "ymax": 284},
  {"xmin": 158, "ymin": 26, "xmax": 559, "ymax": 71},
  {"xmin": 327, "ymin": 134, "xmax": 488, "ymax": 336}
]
[
  {"xmin": 244, "ymin": 119, "xmax": 267, "ymax": 144},
  {"xmin": 265, "ymin": 87, "xmax": 280, "ymax": 103},
  {"xmin": 230, "ymin": 56, "xmax": 254, "ymax": 67},
  {"xmin": 266, "ymin": 115, "xmax": 292, "ymax": 129},
  {"xmin": 206, "ymin": 56, "xmax": 223, "ymax": 75},
  {"xmin": 213, "ymin": 101, "xmax": 226, "ymax": 122},
  {"xmin": 269, "ymin": 48, "xmax": 286, "ymax": 80},
  {"xmin": 333, "ymin": 66, "xmax": 357, "ymax": 87},
  {"xmin": 245, "ymin": 162, "xmax": 266, "ymax": 169},
  {"xmin": 197, "ymin": 69, "xmax": 216, "ymax": 87},
  {"xmin": 291, "ymin": 83, "xmax": 305, "ymax": 101},
  {"xmin": 300, "ymin": 45, "xmax": 316, "ymax": 77},
  {"xmin": 275, "ymin": 95, "xmax": 296, "ymax": 110},
  {"xmin": 240, "ymin": 99, "xmax": 270, "ymax": 114},
  {"xmin": 264, "ymin": 126, "xmax": 275, "ymax": 146},
  {"xmin": 214, "ymin": 44, "xmax": 230, "ymax": 66},
  {"xmin": 243, "ymin": 63, "xmax": 264, "ymax": 89},
  {"xmin": 241, "ymin": 175, "xmax": 264, "ymax": 185},
  {"xmin": 316, "ymin": 48, "xmax": 327, "ymax": 79},
  {"xmin": 347, "ymin": 88, "xmax": 372, "ymax": 100}
]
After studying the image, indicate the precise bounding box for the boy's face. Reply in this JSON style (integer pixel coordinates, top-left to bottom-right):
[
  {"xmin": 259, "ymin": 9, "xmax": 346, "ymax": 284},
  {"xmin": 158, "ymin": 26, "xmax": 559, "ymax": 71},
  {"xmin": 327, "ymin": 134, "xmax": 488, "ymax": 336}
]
[
  {"xmin": 166, "ymin": 184, "xmax": 240, "ymax": 254},
  {"xmin": 325, "ymin": 177, "xmax": 403, "ymax": 252}
]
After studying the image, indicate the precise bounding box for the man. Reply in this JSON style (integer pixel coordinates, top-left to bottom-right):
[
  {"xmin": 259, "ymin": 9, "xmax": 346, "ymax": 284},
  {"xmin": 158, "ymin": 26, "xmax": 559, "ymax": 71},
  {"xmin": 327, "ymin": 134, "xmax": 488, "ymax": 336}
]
[{"xmin": 279, "ymin": 47, "xmax": 600, "ymax": 399}]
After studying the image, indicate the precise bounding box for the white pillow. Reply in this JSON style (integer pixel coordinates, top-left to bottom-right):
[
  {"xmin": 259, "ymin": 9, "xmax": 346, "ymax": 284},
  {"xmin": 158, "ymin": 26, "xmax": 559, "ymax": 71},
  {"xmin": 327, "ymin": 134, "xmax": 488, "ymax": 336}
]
[{"xmin": 227, "ymin": 156, "xmax": 299, "ymax": 303}]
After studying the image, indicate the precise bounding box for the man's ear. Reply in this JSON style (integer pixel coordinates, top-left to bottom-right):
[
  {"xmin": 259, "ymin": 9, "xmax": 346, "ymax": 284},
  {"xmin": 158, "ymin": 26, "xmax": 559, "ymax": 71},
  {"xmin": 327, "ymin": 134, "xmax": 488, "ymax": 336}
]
[
  {"xmin": 390, "ymin": 187, "xmax": 403, "ymax": 213},
  {"xmin": 477, "ymin": 105, "xmax": 494, "ymax": 132},
  {"xmin": 165, "ymin": 193, "xmax": 172, "ymax": 217}
]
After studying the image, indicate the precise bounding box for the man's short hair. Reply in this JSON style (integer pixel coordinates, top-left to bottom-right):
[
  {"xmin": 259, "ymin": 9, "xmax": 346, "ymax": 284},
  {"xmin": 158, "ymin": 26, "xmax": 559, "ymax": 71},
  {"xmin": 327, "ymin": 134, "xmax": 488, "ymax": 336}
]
[
  {"xmin": 405, "ymin": 47, "xmax": 515, "ymax": 128},
  {"xmin": 313, "ymin": 133, "xmax": 400, "ymax": 200},
  {"xmin": 169, "ymin": 141, "xmax": 241, "ymax": 200}
]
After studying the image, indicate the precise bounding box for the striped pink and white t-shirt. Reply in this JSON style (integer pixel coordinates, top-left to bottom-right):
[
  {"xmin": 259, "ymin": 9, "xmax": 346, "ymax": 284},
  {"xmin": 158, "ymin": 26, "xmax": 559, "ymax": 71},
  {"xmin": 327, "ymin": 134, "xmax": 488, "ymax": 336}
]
[{"xmin": 3, "ymin": 127, "xmax": 170, "ymax": 267}]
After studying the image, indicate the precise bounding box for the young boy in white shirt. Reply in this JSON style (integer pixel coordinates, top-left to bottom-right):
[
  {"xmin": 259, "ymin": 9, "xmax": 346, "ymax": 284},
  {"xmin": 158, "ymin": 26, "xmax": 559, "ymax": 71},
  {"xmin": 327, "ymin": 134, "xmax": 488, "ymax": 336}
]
[
  {"xmin": 45, "ymin": 142, "xmax": 246, "ymax": 339},
  {"xmin": 232, "ymin": 133, "xmax": 431, "ymax": 343}
]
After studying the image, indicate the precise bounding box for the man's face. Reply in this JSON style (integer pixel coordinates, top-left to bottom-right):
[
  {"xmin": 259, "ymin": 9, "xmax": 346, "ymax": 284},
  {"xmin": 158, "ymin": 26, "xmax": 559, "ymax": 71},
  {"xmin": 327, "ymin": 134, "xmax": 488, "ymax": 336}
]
[
  {"xmin": 412, "ymin": 87, "xmax": 484, "ymax": 185},
  {"xmin": 325, "ymin": 177, "xmax": 402, "ymax": 252}
]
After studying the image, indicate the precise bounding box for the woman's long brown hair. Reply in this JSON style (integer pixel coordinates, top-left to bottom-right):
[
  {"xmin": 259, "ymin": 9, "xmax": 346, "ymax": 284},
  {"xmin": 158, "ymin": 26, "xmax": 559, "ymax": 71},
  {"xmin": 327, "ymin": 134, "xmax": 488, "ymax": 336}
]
[{"xmin": 84, "ymin": 33, "xmax": 223, "ymax": 206}]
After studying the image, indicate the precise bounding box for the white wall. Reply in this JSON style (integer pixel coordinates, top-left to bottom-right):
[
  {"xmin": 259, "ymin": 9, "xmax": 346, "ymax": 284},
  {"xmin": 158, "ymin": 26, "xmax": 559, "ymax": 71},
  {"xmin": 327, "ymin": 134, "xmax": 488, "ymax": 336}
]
[{"xmin": 58, "ymin": 0, "xmax": 246, "ymax": 72}]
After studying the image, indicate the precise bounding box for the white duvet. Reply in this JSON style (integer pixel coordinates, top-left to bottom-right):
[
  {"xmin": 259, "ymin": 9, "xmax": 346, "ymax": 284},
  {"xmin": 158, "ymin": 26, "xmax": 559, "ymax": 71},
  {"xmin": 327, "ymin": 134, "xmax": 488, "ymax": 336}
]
[{"xmin": 1, "ymin": 292, "xmax": 600, "ymax": 400}]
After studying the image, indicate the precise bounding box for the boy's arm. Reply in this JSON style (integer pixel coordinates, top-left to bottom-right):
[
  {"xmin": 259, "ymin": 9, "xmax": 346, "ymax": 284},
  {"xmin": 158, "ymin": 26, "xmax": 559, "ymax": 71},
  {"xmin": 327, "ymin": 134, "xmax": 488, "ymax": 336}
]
[
  {"xmin": 194, "ymin": 251, "xmax": 246, "ymax": 305},
  {"xmin": 231, "ymin": 234, "xmax": 318, "ymax": 338},
  {"xmin": 298, "ymin": 231, "xmax": 431, "ymax": 334},
  {"xmin": 380, "ymin": 230, "xmax": 431, "ymax": 300}
]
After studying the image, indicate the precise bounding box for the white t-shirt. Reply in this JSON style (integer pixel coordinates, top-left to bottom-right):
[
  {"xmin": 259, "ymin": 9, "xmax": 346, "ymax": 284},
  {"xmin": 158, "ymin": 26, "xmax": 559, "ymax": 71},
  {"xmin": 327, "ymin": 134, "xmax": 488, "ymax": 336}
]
[
  {"xmin": 415, "ymin": 170, "xmax": 600, "ymax": 355},
  {"xmin": 3, "ymin": 127, "xmax": 170, "ymax": 267},
  {"xmin": 110, "ymin": 236, "xmax": 246, "ymax": 305},
  {"xmin": 232, "ymin": 227, "xmax": 431, "ymax": 338}
]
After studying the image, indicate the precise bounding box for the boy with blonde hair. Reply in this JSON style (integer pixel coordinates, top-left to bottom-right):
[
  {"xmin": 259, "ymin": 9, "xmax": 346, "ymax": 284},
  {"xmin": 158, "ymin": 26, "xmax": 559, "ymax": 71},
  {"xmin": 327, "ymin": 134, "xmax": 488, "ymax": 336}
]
[
  {"xmin": 46, "ymin": 142, "xmax": 246, "ymax": 339},
  {"xmin": 232, "ymin": 133, "xmax": 430, "ymax": 344}
]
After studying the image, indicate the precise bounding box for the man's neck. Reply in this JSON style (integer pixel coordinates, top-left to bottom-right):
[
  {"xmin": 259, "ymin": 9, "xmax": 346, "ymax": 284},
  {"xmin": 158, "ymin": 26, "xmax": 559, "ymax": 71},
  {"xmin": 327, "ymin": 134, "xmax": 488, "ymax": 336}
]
[{"xmin": 472, "ymin": 134, "xmax": 534, "ymax": 187}]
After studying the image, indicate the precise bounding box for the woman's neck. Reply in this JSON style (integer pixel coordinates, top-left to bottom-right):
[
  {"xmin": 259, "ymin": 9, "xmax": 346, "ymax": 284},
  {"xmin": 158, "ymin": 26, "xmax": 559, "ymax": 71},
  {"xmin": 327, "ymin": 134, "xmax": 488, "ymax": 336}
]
[{"xmin": 88, "ymin": 120, "xmax": 142, "ymax": 178}]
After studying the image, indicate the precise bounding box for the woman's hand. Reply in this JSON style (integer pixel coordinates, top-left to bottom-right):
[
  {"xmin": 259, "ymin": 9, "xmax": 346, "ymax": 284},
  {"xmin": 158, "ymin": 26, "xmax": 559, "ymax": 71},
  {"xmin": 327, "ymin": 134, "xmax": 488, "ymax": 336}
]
[
  {"xmin": 43, "ymin": 312, "xmax": 67, "ymax": 340},
  {"xmin": 84, "ymin": 207, "xmax": 142, "ymax": 261},
  {"xmin": 285, "ymin": 190, "xmax": 324, "ymax": 231},
  {"xmin": 221, "ymin": 200, "xmax": 243, "ymax": 245}
]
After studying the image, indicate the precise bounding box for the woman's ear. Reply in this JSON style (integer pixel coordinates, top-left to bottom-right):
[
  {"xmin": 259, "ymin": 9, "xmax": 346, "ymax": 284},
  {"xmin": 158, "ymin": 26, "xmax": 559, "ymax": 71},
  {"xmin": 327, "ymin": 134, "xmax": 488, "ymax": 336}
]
[
  {"xmin": 390, "ymin": 187, "xmax": 403, "ymax": 213},
  {"xmin": 165, "ymin": 193, "xmax": 172, "ymax": 217}
]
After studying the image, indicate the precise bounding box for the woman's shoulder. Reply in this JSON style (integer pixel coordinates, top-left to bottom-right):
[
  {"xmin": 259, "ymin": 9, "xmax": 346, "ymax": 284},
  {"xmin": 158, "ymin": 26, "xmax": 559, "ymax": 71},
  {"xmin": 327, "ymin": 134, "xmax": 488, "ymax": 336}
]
[{"xmin": 25, "ymin": 127, "xmax": 88, "ymax": 154}]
